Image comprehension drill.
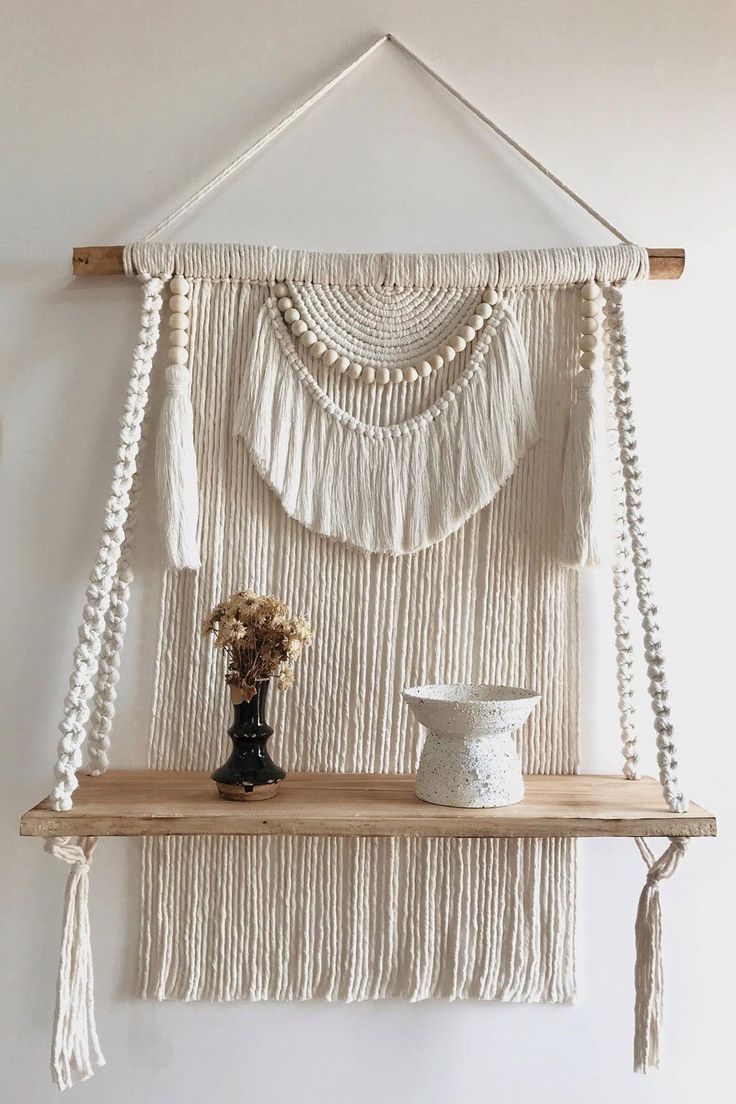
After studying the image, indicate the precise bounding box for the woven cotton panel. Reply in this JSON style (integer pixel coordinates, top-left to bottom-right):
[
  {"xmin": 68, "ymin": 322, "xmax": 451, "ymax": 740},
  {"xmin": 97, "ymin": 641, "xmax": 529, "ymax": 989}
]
[{"xmin": 132, "ymin": 244, "xmax": 647, "ymax": 1003}]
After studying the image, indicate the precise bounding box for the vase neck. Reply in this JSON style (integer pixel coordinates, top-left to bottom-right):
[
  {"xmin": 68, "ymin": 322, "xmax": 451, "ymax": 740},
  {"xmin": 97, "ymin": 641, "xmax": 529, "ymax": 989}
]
[{"xmin": 234, "ymin": 679, "xmax": 270, "ymax": 726}]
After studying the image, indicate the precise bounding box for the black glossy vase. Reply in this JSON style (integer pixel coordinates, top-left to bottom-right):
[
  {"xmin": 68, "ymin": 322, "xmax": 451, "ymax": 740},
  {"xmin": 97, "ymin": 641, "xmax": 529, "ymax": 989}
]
[{"xmin": 211, "ymin": 680, "xmax": 285, "ymax": 801}]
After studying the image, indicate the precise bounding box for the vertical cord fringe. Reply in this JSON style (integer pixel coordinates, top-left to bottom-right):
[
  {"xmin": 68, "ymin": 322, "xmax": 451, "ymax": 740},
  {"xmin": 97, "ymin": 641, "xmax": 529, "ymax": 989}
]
[
  {"xmin": 633, "ymin": 837, "xmax": 688, "ymax": 1073},
  {"xmin": 45, "ymin": 838, "xmax": 103, "ymax": 1091}
]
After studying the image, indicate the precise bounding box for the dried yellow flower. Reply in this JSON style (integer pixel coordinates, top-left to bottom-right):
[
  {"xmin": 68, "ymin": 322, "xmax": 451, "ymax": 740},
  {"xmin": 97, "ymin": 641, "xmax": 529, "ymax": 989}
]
[{"xmin": 203, "ymin": 589, "xmax": 313, "ymax": 701}]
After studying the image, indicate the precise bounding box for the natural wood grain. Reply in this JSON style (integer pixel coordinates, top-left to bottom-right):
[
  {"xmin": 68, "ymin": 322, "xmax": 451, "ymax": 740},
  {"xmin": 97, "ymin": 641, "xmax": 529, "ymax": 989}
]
[
  {"xmin": 19, "ymin": 771, "xmax": 715, "ymax": 839},
  {"xmin": 71, "ymin": 246, "xmax": 686, "ymax": 279}
]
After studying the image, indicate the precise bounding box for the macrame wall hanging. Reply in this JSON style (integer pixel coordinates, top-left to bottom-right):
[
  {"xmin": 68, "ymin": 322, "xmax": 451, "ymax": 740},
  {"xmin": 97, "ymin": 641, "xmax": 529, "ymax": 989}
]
[{"xmin": 20, "ymin": 33, "xmax": 715, "ymax": 1092}]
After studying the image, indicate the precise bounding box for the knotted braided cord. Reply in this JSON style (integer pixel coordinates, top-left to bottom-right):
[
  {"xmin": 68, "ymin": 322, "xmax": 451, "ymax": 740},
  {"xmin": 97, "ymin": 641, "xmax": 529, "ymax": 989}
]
[
  {"xmin": 51, "ymin": 276, "xmax": 165, "ymax": 810},
  {"xmin": 603, "ymin": 287, "xmax": 685, "ymax": 812}
]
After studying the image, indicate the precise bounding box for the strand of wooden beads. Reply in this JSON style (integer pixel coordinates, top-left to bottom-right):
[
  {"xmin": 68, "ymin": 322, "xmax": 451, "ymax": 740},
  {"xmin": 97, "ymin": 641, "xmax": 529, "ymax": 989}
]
[
  {"xmin": 579, "ymin": 280, "xmax": 601, "ymax": 368},
  {"xmin": 273, "ymin": 281, "xmax": 502, "ymax": 384},
  {"xmin": 168, "ymin": 276, "xmax": 191, "ymax": 361}
]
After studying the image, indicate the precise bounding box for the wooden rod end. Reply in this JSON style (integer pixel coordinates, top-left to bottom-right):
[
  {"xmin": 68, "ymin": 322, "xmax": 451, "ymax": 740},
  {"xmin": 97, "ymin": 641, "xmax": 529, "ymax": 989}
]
[
  {"xmin": 647, "ymin": 248, "xmax": 685, "ymax": 280},
  {"xmin": 73, "ymin": 245, "xmax": 125, "ymax": 276}
]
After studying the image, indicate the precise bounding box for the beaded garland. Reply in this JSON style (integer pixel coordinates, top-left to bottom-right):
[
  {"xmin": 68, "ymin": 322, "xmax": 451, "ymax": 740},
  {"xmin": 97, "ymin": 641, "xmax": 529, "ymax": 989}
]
[{"xmin": 273, "ymin": 281, "xmax": 501, "ymax": 384}]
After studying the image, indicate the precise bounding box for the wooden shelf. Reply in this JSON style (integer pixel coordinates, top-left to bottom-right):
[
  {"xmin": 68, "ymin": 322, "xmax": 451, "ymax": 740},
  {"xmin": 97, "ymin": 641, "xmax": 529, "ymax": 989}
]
[{"xmin": 20, "ymin": 771, "xmax": 715, "ymax": 840}]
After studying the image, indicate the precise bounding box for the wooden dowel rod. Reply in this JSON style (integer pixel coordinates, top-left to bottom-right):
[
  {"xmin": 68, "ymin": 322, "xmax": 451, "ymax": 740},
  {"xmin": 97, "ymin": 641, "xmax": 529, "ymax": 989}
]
[{"xmin": 72, "ymin": 245, "xmax": 685, "ymax": 279}]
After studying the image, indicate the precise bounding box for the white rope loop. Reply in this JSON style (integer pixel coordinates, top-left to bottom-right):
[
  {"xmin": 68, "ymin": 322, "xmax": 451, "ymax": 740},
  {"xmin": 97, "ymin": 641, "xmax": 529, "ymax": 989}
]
[
  {"xmin": 51, "ymin": 277, "xmax": 165, "ymax": 809},
  {"xmin": 603, "ymin": 287, "xmax": 685, "ymax": 812},
  {"xmin": 633, "ymin": 837, "xmax": 688, "ymax": 1072}
]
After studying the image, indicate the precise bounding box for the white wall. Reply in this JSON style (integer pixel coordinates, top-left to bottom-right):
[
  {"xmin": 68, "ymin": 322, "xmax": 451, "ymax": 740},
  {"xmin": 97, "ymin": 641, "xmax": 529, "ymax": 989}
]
[{"xmin": 1, "ymin": 2, "xmax": 734, "ymax": 1101}]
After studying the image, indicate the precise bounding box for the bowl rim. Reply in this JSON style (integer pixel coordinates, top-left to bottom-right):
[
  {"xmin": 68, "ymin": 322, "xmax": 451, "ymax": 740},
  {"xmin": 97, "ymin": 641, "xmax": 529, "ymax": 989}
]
[{"xmin": 402, "ymin": 682, "xmax": 541, "ymax": 705}]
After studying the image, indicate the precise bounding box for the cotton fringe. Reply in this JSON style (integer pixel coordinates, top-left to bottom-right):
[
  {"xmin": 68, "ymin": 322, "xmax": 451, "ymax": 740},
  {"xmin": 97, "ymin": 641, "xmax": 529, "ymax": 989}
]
[
  {"xmin": 633, "ymin": 837, "xmax": 688, "ymax": 1072},
  {"xmin": 155, "ymin": 363, "xmax": 200, "ymax": 569},
  {"xmin": 45, "ymin": 837, "xmax": 104, "ymax": 1091},
  {"xmin": 560, "ymin": 369, "xmax": 599, "ymax": 566},
  {"xmin": 235, "ymin": 300, "xmax": 538, "ymax": 554}
]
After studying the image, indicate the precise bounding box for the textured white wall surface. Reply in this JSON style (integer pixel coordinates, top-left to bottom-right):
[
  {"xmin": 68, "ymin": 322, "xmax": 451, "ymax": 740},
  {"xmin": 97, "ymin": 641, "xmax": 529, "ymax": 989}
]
[{"xmin": 1, "ymin": 1, "xmax": 734, "ymax": 1101}]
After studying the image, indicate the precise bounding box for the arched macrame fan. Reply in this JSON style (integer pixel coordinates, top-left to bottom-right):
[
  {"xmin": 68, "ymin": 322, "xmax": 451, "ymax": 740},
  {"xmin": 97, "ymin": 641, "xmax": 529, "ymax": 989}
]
[{"xmin": 20, "ymin": 33, "xmax": 714, "ymax": 1092}]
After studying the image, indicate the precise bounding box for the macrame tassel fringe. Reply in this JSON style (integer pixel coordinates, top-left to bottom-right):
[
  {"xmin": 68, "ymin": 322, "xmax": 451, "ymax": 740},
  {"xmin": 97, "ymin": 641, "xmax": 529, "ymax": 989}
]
[
  {"xmin": 155, "ymin": 363, "xmax": 201, "ymax": 569},
  {"xmin": 45, "ymin": 838, "xmax": 104, "ymax": 1091},
  {"xmin": 633, "ymin": 838, "xmax": 688, "ymax": 1073},
  {"xmin": 235, "ymin": 300, "xmax": 538, "ymax": 554},
  {"xmin": 560, "ymin": 368, "xmax": 599, "ymax": 566}
]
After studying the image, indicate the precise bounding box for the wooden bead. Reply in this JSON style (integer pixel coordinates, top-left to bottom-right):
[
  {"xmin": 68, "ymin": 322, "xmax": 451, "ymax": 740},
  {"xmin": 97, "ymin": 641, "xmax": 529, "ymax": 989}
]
[
  {"xmin": 469, "ymin": 314, "xmax": 485, "ymax": 331},
  {"xmin": 169, "ymin": 295, "xmax": 190, "ymax": 313},
  {"xmin": 390, "ymin": 367, "xmax": 404, "ymax": 383},
  {"xmin": 311, "ymin": 340, "xmax": 327, "ymax": 359},
  {"xmin": 579, "ymin": 351, "xmax": 596, "ymax": 369},
  {"xmin": 459, "ymin": 325, "xmax": 476, "ymax": 343},
  {"xmin": 169, "ymin": 330, "xmax": 189, "ymax": 347},
  {"xmin": 403, "ymin": 366, "xmax": 419, "ymax": 382},
  {"xmin": 170, "ymin": 276, "xmax": 190, "ymax": 295},
  {"xmin": 168, "ymin": 346, "xmax": 189, "ymax": 364},
  {"xmin": 476, "ymin": 302, "xmax": 493, "ymax": 319},
  {"xmin": 450, "ymin": 335, "xmax": 467, "ymax": 353},
  {"xmin": 284, "ymin": 308, "xmax": 300, "ymax": 324},
  {"xmin": 581, "ymin": 281, "xmax": 600, "ymax": 301},
  {"xmin": 581, "ymin": 300, "xmax": 598, "ymax": 318},
  {"xmin": 169, "ymin": 313, "xmax": 189, "ymax": 330},
  {"xmin": 428, "ymin": 354, "xmax": 444, "ymax": 371},
  {"xmin": 482, "ymin": 288, "xmax": 499, "ymax": 305},
  {"xmin": 300, "ymin": 331, "xmax": 317, "ymax": 348},
  {"xmin": 580, "ymin": 334, "xmax": 597, "ymax": 352},
  {"xmin": 442, "ymin": 345, "xmax": 456, "ymax": 363},
  {"xmin": 416, "ymin": 361, "xmax": 432, "ymax": 378},
  {"xmin": 580, "ymin": 317, "xmax": 598, "ymax": 335},
  {"xmin": 323, "ymin": 349, "xmax": 338, "ymax": 366},
  {"xmin": 348, "ymin": 362, "xmax": 363, "ymax": 379},
  {"xmin": 375, "ymin": 366, "xmax": 390, "ymax": 385},
  {"xmin": 291, "ymin": 320, "xmax": 308, "ymax": 337},
  {"xmin": 277, "ymin": 297, "xmax": 293, "ymax": 311},
  {"xmin": 335, "ymin": 356, "xmax": 350, "ymax": 374},
  {"xmin": 274, "ymin": 282, "xmax": 288, "ymax": 298},
  {"xmin": 363, "ymin": 365, "xmax": 376, "ymax": 384}
]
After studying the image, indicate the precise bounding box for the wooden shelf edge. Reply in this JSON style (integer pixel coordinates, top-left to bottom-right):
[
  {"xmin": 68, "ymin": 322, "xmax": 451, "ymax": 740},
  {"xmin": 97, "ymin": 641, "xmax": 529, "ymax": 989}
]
[
  {"xmin": 71, "ymin": 246, "xmax": 686, "ymax": 279},
  {"xmin": 20, "ymin": 771, "xmax": 716, "ymax": 840}
]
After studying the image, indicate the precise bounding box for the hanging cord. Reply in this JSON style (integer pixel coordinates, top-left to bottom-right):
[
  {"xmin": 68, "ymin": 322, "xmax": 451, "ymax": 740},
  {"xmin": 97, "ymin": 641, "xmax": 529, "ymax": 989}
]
[
  {"xmin": 602, "ymin": 286, "xmax": 685, "ymax": 813},
  {"xmin": 85, "ymin": 412, "xmax": 152, "ymax": 775},
  {"xmin": 51, "ymin": 276, "xmax": 166, "ymax": 811},
  {"xmin": 44, "ymin": 837, "xmax": 102, "ymax": 1090},
  {"xmin": 143, "ymin": 34, "xmax": 628, "ymax": 243},
  {"xmin": 604, "ymin": 347, "xmax": 639, "ymax": 778},
  {"xmin": 632, "ymin": 837, "xmax": 689, "ymax": 1072}
]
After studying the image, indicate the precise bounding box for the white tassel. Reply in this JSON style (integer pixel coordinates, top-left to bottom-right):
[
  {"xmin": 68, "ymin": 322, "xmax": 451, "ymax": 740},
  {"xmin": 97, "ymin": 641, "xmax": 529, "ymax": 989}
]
[
  {"xmin": 155, "ymin": 362, "xmax": 201, "ymax": 569},
  {"xmin": 46, "ymin": 838, "xmax": 105, "ymax": 1091},
  {"xmin": 559, "ymin": 369, "xmax": 599, "ymax": 566},
  {"xmin": 633, "ymin": 838, "xmax": 687, "ymax": 1073}
]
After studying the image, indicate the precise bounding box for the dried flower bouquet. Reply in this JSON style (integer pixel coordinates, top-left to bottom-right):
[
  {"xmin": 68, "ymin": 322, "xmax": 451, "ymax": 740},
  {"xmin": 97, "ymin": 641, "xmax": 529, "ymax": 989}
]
[{"xmin": 203, "ymin": 589, "xmax": 312, "ymax": 702}]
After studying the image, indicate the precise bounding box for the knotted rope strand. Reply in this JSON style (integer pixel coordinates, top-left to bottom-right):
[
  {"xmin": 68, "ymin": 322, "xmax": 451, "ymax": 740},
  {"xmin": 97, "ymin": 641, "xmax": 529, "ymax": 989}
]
[
  {"xmin": 604, "ymin": 345, "xmax": 639, "ymax": 778},
  {"xmin": 633, "ymin": 837, "xmax": 688, "ymax": 1071},
  {"xmin": 45, "ymin": 837, "xmax": 102, "ymax": 1090},
  {"xmin": 85, "ymin": 443, "xmax": 147, "ymax": 774},
  {"xmin": 51, "ymin": 276, "xmax": 165, "ymax": 810},
  {"xmin": 603, "ymin": 287, "xmax": 685, "ymax": 812}
]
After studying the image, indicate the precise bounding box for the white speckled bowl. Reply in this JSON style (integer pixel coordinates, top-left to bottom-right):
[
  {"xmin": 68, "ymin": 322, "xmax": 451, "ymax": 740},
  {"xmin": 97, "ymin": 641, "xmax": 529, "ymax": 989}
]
[{"xmin": 403, "ymin": 684, "xmax": 541, "ymax": 809}]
